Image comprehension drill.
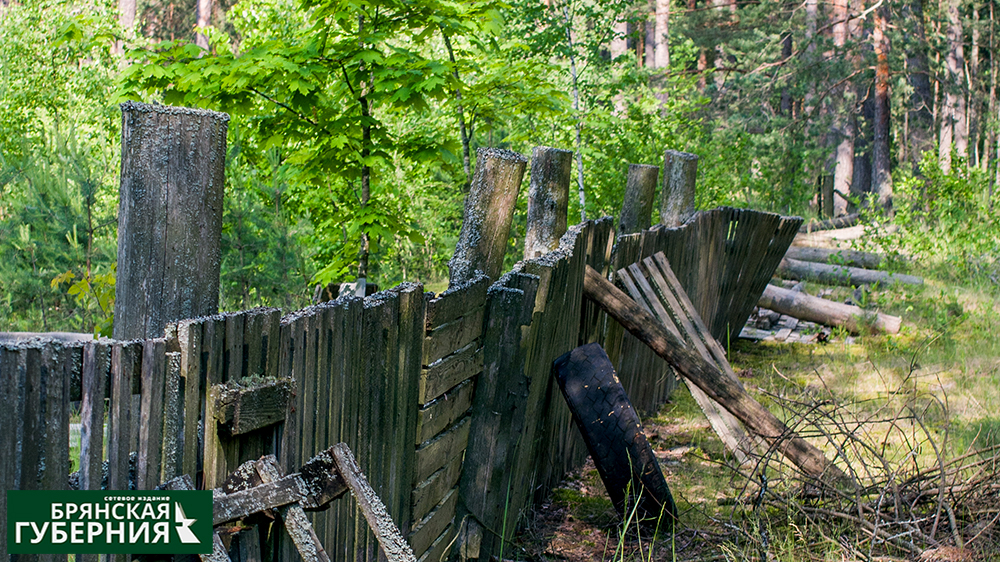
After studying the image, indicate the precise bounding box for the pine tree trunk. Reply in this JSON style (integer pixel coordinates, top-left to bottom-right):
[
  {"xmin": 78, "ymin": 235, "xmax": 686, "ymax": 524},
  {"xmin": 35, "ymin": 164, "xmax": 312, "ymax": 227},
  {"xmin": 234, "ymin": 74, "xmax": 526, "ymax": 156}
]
[
  {"xmin": 827, "ymin": 0, "xmax": 854, "ymax": 216},
  {"xmin": 941, "ymin": 0, "xmax": 966, "ymax": 172},
  {"xmin": 971, "ymin": 5, "xmax": 981, "ymax": 167},
  {"xmin": 873, "ymin": 1, "xmax": 892, "ymax": 208},
  {"xmin": 195, "ymin": 0, "xmax": 212, "ymax": 49},
  {"xmin": 903, "ymin": 0, "xmax": 934, "ymax": 169},
  {"xmin": 655, "ymin": 0, "xmax": 669, "ymax": 69}
]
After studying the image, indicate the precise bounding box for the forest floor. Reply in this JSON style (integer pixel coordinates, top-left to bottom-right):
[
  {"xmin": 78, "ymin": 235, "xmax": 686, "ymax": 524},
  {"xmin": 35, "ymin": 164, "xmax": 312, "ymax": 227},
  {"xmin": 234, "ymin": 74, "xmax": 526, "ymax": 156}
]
[{"xmin": 510, "ymin": 271, "xmax": 1000, "ymax": 561}]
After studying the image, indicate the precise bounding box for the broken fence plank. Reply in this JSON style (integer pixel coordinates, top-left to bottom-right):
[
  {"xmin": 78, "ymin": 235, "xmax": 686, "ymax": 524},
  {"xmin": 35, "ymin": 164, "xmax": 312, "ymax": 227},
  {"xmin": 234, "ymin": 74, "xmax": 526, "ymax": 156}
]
[
  {"xmin": 331, "ymin": 443, "xmax": 417, "ymax": 562},
  {"xmin": 138, "ymin": 338, "xmax": 167, "ymax": 490},
  {"xmin": 254, "ymin": 455, "xmax": 331, "ymax": 562},
  {"xmin": 214, "ymin": 379, "xmax": 292, "ymax": 435}
]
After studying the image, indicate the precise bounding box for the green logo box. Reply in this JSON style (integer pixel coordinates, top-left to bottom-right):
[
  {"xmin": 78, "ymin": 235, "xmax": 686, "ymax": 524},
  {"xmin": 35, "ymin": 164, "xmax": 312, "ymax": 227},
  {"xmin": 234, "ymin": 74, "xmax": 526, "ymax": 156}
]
[{"xmin": 7, "ymin": 490, "xmax": 214, "ymax": 554}]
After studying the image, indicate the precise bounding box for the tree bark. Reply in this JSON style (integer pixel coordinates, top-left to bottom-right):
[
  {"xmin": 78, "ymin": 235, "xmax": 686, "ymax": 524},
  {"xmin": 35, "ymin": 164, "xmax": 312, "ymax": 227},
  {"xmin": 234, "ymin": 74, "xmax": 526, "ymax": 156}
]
[
  {"xmin": 563, "ymin": 6, "xmax": 587, "ymax": 221},
  {"xmin": 655, "ymin": 0, "xmax": 670, "ymax": 69},
  {"xmin": 195, "ymin": 0, "xmax": 212, "ymax": 49},
  {"xmin": 785, "ymin": 246, "xmax": 883, "ymax": 269},
  {"xmin": 758, "ymin": 284, "xmax": 901, "ymax": 334},
  {"xmin": 659, "ymin": 150, "xmax": 697, "ymax": 226},
  {"xmin": 827, "ymin": 0, "xmax": 854, "ymax": 216},
  {"xmin": 872, "ymin": 0, "xmax": 892, "ymax": 208},
  {"xmin": 902, "ymin": 0, "xmax": 933, "ymax": 168},
  {"xmin": 449, "ymin": 148, "xmax": 528, "ymax": 286},
  {"xmin": 777, "ymin": 257, "xmax": 924, "ymax": 286},
  {"xmin": 940, "ymin": 0, "xmax": 967, "ymax": 172},
  {"xmin": 582, "ymin": 266, "xmax": 851, "ymax": 485}
]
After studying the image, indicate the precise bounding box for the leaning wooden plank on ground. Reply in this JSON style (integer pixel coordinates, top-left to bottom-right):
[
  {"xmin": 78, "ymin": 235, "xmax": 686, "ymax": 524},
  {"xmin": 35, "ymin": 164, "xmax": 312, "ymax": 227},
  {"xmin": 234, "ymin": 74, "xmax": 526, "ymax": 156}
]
[
  {"xmin": 777, "ymin": 257, "xmax": 922, "ymax": 287},
  {"xmin": 583, "ymin": 265, "xmax": 852, "ymax": 486},
  {"xmin": 758, "ymin": 284, "xmax": 901, "ymax": 334},
  {"xmin": 616, "ymin": 253, "xmax": 755, "ymax": 464}
]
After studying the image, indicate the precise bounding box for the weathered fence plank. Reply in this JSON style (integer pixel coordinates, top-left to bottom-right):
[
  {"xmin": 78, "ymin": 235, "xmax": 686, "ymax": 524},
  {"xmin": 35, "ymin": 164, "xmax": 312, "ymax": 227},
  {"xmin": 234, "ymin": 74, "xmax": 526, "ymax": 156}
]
[
  {"xmin": 619, "ymin": 163, "xmax": 659, "ymax": 234},
  {"xmin": 524, "ymin": 146, "xmax": 573, "ymax": 259},
  {"xmin": 415, "ymin": 379, "xmax": 474, "ymax": 445},
  {"xmin": 138, "ymin": 338, "xmax": 167, "ymax": 489},
  {"xmin": 660, "ymin": 150, "xmax": 697, "ymax": 227},
  {"xmin": 114, "ymin": 102, "xmax": 228, "ymax": 340},
  {"xmin": 449, "ymin": 147, "xmax": 528, "ymax": 286}
]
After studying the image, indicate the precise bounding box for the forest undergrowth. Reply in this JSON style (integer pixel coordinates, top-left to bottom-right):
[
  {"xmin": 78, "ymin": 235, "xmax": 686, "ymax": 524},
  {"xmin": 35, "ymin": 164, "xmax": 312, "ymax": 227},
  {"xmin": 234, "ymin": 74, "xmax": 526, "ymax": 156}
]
[{"xmin": 514, "ymin": 265, "xmax": 1000, "ymax": 562}]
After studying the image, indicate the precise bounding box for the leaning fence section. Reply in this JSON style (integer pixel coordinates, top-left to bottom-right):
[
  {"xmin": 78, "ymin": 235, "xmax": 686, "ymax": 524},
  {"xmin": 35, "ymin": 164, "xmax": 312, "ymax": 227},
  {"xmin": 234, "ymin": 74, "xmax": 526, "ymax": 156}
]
[{"xmin": 0, "ymin": 209, "xmax": 796, "ymax": 562}]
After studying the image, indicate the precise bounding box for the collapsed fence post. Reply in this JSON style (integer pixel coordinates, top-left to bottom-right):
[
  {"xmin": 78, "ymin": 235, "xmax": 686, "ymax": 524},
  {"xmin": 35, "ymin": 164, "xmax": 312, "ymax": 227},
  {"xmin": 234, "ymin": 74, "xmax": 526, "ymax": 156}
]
[
  {"xmin": 524, "ymin": 146, "xmax": 572, "ymax": 259},
  {"xmin": 449, "ymin": 148, "xmax": 528, "ymax": 286},
  {"xmin": 659, "ymin": 150, "xmax": 698, "ymax": 227},
  {"xmin": 114, "ymin": 101, "xmax": 229, "ymax": 340},
  {"xmin": 618, "ymin": 164, "xmax": 659, "ymax": 234}
]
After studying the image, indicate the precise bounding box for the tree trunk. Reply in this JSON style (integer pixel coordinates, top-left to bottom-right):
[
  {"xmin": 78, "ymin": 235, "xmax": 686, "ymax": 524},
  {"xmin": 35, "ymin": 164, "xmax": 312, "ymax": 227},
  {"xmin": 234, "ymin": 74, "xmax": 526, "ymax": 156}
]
[
  {"xmin": 582, "ymin": 266, "xmax": 851, "ymax": 486},
  {"xmin": 448, "ymin": 148, "xmax": 528, "ymax": 286},
  {"xmin": 902, "ymin": 0, "xmax": 934, "ymax": 171},
  {"xmin": 827, "ymin": 0, "xmax": 854, "ymax": 216},
  {"xmin": 777, "ymin": 257, "xmax": 924, "ymax": 286},
  {"xmin": 195, "ymin": 0, "xmax": 212, "ymax": 49},
  {"xmin": 971, "ymin": 4, "xmax": 981, "ymax": 168},
  {"xmin": 563, "ymin": 6, "xmax": 587, "ymax": 221},
  {"xmin": 655, "ymin": 0, "xmax": 669, "ymax": 69},
  {"xmin": 780, "ymin": 33, "xmax": 793, "ymax": 115},
  {"xmin": 785, "ymin": 246, "xmax": 883, "ymax": 269},
  {"xmin": 441, "ymin": 32, "xmax": 472, "ymax": 188},
  {"xmin": 940, "ymin": 0, "xmax": 966, "ymax": 172},
  {"xmin": 873, "ymin": 1, "xmax": 892, "ymax": 208},
  {"xmin": 759, "ymin": 284, "xmax": 901, "ymax": 334},
  {"xmin": 618, "ymin": 164, "xmax": 659, "ymax": 234},
  {"xmin": 611, "ymin": 21, "xmax": 628, "ymax": 59}
]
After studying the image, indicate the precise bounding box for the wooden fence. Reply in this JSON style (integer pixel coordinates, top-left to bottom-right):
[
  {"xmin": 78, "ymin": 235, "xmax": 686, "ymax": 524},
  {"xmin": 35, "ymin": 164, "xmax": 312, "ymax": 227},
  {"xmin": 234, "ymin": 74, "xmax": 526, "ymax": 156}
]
[{"xmin": 0, "ymin": 206, "xmax": 798, "ymax": 562}]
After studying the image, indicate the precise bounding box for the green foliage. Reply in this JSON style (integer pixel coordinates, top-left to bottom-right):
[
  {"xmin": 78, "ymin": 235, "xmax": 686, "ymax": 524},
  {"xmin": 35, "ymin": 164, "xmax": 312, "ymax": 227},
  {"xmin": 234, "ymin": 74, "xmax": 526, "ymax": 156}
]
[{"xmin": 864, "ymin": 154, "xmax": 1000, "ymax": 286}]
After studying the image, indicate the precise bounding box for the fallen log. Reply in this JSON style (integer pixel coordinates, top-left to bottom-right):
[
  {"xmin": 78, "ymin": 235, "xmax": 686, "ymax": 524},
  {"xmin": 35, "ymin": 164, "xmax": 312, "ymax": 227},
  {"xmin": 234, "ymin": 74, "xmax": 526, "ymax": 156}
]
[
  {"xmin": 777, "ymin": 257, "xmax": 922, "ymax": 287},
  {"xmin": 583, "ymin": 265, "xmax": 851, "ymax": 486},
  {"xmin": 798, "ymin": 214, "xmax": 859, "ymax": 233},
  {"xmin": 785, "ymin": 247, "xmax": 883, "ymax": 269},
  {"xmin": 759, "ymin": 284, "xmax": 901, "ymax": 335}
]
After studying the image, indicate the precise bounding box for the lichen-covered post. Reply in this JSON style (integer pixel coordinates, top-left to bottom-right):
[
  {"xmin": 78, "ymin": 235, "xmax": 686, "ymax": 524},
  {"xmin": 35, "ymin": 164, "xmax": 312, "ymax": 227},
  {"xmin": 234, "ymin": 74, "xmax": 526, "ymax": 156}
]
[
  {"xmin": 114, "ymin": 101, "xmax": 229, "ymax": 340},
  {"xmin": 659, "ymin": 150, "xmax": 698, "ymax": 227},
  {"xmin": 618, "ymin": 164, "xmax": 659, "ymax": 234},
  {"xmin": 524, "ymin": 146, "xmax": 572, "ymax": 259},
  {"xmin": 449, "ymin": 148, "xmax": 528, "ymax": 287}
]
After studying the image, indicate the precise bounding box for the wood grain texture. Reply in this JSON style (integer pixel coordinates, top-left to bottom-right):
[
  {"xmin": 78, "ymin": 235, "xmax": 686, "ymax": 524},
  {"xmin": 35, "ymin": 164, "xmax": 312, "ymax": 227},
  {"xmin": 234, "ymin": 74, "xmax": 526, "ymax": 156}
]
[
  {"xmin": 524, "ymin": 146, "xmax": 572, "ymax": 259},
  {"xmin": 114, "ymin": 102, "xmax": 228, "ymax": 340},
  {"xmin": 448, "ymin": 147, "xmax": 528, "ymax": 286},
  {"xmin": 659, "ymin": 150, "xmax": 697, "ymax": 227},
  {"xmin": 759, "ymin": 283, "xmax": 902, "ymax": 334},
  {"xmin": 421, "ymin": 306, "xmax": 484, "ymax": 365},
  {"xmin": 138, "ymin": 338, "xmax": 167, "ymax": 489},
  {"xmin": 418, "ymin": 343, "xmax": 483, "ymax": 405},
  {"xmin": 415, "ymin": 379, "xmax": 474, "ymax": 445},
  {"xmin": 215, "ymin": 379, "xmax": 292, "ymax": 435},
  {"xmin": 619, "ymin": 164, "xmax": 659, "ymax": 234},
  {"xmin": 414, "ymin": 417, "xmax": 470, "ymax": 484},
  {"xmin": 425, "ymin": 274, "xmax": 489, "ymax": 331}
]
